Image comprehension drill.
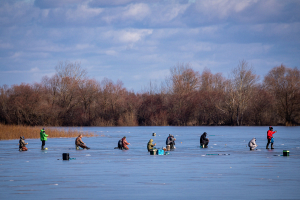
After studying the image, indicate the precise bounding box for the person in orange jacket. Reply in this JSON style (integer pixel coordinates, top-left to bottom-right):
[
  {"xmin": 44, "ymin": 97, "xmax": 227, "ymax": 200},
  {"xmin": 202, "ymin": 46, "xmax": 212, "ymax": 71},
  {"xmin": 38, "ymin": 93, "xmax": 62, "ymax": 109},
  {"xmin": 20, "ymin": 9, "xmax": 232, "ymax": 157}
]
[
  {"xmin": 122, "ymin": 136, "xmax": 130, "ymax": 150},
  {"xmin": 266, "ymin": 126, "xmax": 277, "ymax": 149}
]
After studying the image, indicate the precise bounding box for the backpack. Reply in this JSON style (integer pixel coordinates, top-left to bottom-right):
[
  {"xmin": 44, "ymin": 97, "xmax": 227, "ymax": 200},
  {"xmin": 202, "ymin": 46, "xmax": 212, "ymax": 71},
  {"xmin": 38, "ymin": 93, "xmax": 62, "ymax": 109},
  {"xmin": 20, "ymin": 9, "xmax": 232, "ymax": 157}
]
[{"xmin": 118, "ymin": 139, "xmax": 123, "ymax": 149}]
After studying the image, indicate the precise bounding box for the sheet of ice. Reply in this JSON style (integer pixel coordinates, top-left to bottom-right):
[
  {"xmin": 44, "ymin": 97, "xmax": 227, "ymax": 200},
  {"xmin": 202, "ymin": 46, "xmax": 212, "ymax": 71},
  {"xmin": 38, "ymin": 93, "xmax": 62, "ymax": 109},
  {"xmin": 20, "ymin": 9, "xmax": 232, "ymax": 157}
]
[{"xmin": 0, "ymin": 126, "xmax": 300, "ymax": 200}]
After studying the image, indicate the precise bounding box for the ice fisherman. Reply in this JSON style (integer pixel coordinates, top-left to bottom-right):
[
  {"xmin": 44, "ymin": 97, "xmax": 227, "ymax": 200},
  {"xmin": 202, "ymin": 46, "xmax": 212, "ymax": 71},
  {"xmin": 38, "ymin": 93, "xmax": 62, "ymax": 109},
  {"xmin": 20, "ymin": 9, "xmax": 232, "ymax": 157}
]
[
  {"xmin": 75, "ymin": 134, "xmax": 90, "ymax": 149},
  {"xmin": 200, "ymin": 132, "xmax": 209, "ymax": 148},
  {"xmin": 40, "ymin": 128, "xmax": 48, "ymax": 150},
  {"xmin": 166, "ymin": 134, "xmax": 176, "ymax": 149},
  {"xmin": 248, "ymin": 138, "xmax": 258, "ymax": 150},
  {"xmin": 266, "ymin": 126, "xmax": 276, "ymax": 149},
  {"xmin": 121, "ymin": 136, "xmax": 130, "ymax": 150},
  {"xmin": 19, "ymin": 136, "xmax": 28, "ymax": 151},
  {"xmin": 147, "ymin": 139, "xmax": 156, "ymax": 152}
]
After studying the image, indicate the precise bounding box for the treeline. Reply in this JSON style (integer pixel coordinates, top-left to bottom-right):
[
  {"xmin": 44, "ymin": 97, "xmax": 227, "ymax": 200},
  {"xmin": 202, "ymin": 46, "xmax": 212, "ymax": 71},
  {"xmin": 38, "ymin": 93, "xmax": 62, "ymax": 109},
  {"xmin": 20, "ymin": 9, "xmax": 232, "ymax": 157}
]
[{"xmin": 0, "ymin": 61, "xmax": 299, "ymax": 126}]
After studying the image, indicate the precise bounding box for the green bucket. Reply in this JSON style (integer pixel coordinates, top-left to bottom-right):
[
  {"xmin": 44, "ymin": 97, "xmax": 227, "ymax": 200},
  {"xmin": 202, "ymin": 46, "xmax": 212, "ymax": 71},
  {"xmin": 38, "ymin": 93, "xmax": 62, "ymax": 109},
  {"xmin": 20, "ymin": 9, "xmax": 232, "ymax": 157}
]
[
  {"xmin": 150, "ymin": 149, "xmax": 157, "ymax": 155},
  {"xmin": 283, "ymin": 150, "xmax": 289, "ymax": 156}
]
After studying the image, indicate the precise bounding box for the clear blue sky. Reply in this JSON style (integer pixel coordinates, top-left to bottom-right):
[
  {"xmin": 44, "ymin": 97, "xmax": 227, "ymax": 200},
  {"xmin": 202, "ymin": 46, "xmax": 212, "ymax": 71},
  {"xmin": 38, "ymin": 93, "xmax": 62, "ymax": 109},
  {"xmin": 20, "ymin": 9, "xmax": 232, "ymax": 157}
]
[{"xmin": 0, "ymin": 0, "xmax": 299, "ymax": 92}]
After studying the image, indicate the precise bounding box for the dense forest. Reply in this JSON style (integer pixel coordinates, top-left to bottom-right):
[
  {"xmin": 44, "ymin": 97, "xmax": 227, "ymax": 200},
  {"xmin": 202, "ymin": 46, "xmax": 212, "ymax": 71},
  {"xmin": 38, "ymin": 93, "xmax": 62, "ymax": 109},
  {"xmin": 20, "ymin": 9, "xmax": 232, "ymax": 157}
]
[{"xmin": 0, "ymin": 61, "xmax": 299, "ymax": 126}]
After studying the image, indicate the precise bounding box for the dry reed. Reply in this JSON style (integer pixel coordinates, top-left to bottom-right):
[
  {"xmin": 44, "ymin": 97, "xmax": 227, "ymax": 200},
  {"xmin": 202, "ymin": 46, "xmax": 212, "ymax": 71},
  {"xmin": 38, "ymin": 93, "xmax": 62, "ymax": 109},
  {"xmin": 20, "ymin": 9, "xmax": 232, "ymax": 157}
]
[{"xmin": 0, "ymin": 124, "xmax": 95, "ymax": 140}]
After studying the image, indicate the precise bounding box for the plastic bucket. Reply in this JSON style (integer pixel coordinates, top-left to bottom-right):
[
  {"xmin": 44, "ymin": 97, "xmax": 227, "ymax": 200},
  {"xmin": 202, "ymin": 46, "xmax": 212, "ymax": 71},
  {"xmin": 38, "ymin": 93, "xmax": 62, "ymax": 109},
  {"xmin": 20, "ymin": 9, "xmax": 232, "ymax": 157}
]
[
  {"xmin": 283, "ymin": 150, "xmax": 289, "ymax": 156},
  {"xmin": 150, "ymin": 149, "xmax": 157, "ymax": 155},
  {"xmin": 62, "ymin": 153, "xmax": 69, "ymax": 160},
  {"xmin": 158, "ymin": 149, "xmax": 164, "ymax": 155}
]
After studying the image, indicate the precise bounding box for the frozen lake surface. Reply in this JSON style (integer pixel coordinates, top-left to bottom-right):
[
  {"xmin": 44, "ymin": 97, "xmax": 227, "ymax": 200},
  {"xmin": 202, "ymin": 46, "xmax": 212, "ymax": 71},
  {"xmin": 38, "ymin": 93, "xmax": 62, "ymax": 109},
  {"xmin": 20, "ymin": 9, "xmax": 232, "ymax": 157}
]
[{"xmin": 1, "ymin": 126, "xmax": 300, "ymax": 200}]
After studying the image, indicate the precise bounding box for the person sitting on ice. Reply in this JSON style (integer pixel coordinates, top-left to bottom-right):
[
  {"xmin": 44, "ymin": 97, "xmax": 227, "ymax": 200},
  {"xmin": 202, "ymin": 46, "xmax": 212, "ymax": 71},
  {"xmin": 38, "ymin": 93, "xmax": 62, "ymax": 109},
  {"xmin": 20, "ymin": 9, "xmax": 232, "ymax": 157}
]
[
  {"xmin": 200, "ymin": 132, "xmax": 209, "ymax": 148},
  {"xmin": 75, "ymin": 134, "xmax": 90, "ymax": 149},
  {"xmin": 121, "ymin": 136, "xmax": 130, "ymax": 150},
  {"xmin": 248, "ymin": 138, "xmax": 258, "ymax": 150},
  {"xmin": 19, "ymin": 136, "xmax": 28, "ymax": 151},
  {"xmin": 147, "ymin": 139, "xmax": 156, "ymax": 152},
  {"xmin": 166, "ymin": 134, "xmax": 176, "ymax": 149}
]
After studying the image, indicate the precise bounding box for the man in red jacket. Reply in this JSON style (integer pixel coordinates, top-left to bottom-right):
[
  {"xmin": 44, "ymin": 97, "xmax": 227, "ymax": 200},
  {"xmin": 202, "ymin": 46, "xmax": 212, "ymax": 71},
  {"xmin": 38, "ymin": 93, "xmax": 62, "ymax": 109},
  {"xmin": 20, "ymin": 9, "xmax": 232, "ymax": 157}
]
[
  {"xmin": 266, "ymin": 126, "xmax": 277, "ymax": 149},
  {"xmin": 122, "ymin": 136, "xmax": 130, "ymax": 150}
]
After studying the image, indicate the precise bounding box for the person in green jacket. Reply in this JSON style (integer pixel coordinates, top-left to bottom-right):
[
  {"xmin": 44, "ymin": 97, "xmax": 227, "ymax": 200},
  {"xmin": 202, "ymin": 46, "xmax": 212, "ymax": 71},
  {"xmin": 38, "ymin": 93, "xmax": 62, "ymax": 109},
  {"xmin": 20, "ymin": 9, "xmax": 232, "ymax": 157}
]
[
  {"xmin": 147, "ymin": 139, "xmax": 156, "ymax": 152},
  {"xmin": 40, "ymin": 128, "xmax": 48, "ymax": 150}
]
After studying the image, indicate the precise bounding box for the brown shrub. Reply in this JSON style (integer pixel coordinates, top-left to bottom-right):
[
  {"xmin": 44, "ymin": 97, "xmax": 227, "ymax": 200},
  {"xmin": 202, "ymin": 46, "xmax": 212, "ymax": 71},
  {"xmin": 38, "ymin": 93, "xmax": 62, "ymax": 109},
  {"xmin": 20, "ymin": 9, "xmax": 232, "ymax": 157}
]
[{"xmin": 0, "ymin": 124, "xmax": 95, "ymax": 140}]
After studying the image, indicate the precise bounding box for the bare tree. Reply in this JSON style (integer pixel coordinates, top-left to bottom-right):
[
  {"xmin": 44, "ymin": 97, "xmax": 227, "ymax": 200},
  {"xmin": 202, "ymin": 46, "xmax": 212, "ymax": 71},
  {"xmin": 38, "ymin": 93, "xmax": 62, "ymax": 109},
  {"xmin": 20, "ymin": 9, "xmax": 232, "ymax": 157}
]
[
  {"xmin": 225, "ymin": 60, "xmax": 259, "ymax": 125},
  {"xmin": 164, "ymin": 63, "xmax": 200, "ymax": 95},
  {"xmin": 264, "ymin": 64, "xmax": 300, "ymax": 125}
]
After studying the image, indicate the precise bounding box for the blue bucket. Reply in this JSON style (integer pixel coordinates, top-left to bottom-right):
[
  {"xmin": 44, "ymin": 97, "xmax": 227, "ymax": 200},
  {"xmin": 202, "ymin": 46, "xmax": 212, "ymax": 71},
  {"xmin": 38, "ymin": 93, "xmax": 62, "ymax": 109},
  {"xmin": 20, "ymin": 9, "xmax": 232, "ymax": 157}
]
[{"xmin": 157, "ymin": 149, "xmax": 164, "ymax": 155}]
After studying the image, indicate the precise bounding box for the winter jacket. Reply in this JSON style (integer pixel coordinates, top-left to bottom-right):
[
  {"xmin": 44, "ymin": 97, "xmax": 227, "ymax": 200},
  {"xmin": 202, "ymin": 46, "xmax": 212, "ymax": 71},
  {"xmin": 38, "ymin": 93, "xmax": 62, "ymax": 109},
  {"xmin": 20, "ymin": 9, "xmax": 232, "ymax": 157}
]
[
  {"xmin": 122, "ymin": 138, "xmax": 130, "ymax": 150},
  {"xmin": 267, "ymin": 130, "xmax": 275, "ymax": 140},
  {"xmin": 19, "ymin": 138, "xmax": 27, "ymax": 149},
  {"xmin": 75, "ymin": 136, "xmax": 84, "ymax": 146},
  {"xmin": 248, "ymin": 138, "xmax": 257, "ymax": 150},
  {"xmin": 40, "ymin": 129, "xmax": 48, "ymax": 141},
  {"xmin": 200, "ymin": 132, "xmax": 209, "ymax": 145},
  {"xmin": 147, "ymin": 139, "xmax": 155, "ymax": 152},
  {"xmin": 166, "ymin": 136, "xmax": 175, "ymax": 146}
]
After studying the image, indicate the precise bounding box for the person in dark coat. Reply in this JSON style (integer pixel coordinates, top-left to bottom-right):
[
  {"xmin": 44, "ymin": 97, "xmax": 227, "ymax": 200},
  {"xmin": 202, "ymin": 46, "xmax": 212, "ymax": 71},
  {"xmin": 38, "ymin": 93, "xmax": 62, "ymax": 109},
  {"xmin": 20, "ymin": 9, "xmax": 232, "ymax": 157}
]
[
  {"xmin": 19, "ymin": 136, "xmax": 28, "ymax": 151},
  {"xmin": 200, "ymin": 132, "xmax": 209, "ymax": 148},
  {"xmin": 166, "ymin": 134, "xmax": 176, "ymax": 149}
]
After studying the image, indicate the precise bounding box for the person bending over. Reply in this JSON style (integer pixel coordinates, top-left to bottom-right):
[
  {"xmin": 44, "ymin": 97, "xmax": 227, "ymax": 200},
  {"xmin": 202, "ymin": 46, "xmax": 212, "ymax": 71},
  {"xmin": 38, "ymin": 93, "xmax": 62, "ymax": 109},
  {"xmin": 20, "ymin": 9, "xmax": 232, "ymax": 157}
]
[
  {"xmin": 19, "ymin": 136, "xmax": 28, "ymax": 151},
  {"xmin": 166, "ymin": 134, "xmax": 176, "ymax": 149},
  {"xmin": 248, "ymin": 138, "xmax": 258, "ymax": 150},
  {"xmin": 147, "ymin": 139, "xmax": 156, "ymax": 152},
  {"xmin": 122, "ymin": 136, "xmax": 130, "ymax": 150},
  {"xmin": 200, "ymin": 132, "xmax": 209, "ymax": 148},
  {"xmin": 75, "ymin": 134, "xmax": 90, "ymax": 149}
]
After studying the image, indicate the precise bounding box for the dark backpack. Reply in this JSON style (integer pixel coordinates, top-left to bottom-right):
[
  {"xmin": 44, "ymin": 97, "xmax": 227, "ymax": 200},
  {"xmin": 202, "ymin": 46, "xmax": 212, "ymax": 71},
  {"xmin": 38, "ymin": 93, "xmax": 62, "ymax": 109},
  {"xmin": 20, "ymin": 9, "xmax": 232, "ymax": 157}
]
[{"xmin": 118, "ymin": 139, "xmax": 123, "ymax": 149}]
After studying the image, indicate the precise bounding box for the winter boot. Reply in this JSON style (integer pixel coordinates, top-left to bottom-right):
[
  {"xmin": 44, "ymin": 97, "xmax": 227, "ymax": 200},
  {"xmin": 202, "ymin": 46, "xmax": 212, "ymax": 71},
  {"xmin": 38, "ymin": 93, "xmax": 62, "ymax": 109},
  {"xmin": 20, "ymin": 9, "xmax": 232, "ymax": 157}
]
[
  {"xmin": 266, "ymin": 143, "xmax": 269, "ymax": 149},
  {"xmin": 271, "ymin": 144, "xmax": 274, "ymax": 149}
]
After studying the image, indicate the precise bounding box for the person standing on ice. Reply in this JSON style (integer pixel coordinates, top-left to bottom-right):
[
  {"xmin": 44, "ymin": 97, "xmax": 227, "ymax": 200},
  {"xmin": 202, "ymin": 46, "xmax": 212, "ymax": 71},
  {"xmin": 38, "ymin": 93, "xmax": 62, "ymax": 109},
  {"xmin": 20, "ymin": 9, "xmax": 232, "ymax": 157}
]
[
  {"xmin": 40, "ymin": 128, "xmax": 48, "ymax": 150},
  {"xmin": 266, "ymin": 126, "xmax": 276, "ymax": 149},
  {"xmin": 248, "ymin": 138, "xmax": 258, "ymax": 150}
]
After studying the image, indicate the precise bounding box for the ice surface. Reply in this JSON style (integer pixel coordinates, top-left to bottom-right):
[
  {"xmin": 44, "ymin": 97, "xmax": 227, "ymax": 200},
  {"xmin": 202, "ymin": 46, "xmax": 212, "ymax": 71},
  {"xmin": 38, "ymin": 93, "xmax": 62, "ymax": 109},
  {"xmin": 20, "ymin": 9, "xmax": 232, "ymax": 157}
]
[{"xmin": 0, "ymin": 126, "xmax": 300, "ymax": 200}]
